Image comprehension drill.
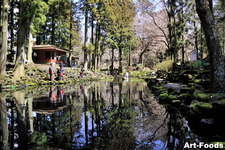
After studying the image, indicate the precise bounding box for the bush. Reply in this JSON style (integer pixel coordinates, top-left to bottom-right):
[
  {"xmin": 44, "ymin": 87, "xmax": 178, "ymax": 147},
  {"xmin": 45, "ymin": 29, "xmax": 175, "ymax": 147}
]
[{"xmin": 154, "ymin": 57, "xmax": 173, "ymax": 71}]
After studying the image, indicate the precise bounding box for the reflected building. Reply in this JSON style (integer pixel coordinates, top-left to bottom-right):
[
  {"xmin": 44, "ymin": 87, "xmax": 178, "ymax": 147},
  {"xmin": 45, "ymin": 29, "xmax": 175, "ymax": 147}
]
[{"xmin": 32, "ymin": 86, "xmax": 69, "ymax": 114}]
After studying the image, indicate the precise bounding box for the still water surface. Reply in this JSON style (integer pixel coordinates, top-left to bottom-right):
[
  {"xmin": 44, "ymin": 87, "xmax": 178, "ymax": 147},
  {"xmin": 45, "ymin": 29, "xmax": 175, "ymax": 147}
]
[{"xmin": 0, "ymin": 78, "xmax": 210, "ymax": 149}]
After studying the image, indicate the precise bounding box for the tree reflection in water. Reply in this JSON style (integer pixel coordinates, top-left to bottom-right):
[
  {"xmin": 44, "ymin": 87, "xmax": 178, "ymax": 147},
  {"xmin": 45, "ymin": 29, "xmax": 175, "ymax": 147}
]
[{"xmin": 0, "ymin": 79, "xmax": 212, "ymax": 150}]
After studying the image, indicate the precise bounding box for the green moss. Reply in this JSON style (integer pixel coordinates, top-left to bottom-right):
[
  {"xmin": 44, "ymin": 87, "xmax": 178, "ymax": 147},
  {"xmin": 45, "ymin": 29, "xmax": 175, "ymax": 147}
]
[
  {"xmin": 58, "ymin": 81, "xmax": 65, "ymax": 84},
  {"xmin": 196, "ymin": 93, "xmax": 210, "ymax": 102},
  {"xmin": 210, "ymin": 142, "xmax": 225, "ymax": 149},
  {"xmin": 159, "ymin": 92, "xmax": 169, "ymax": 101},
  {"xmin": 212, "ymin": 99, "xmax": 225, "ymax": 109},
  {"xmin": 193, "ymin": 89, "xmax": 202, "ymax": 98},
  {"xmin": 168, "ymin": 95, "xmax": 178, "ymax": 100},
  {"xmin": 191, "ymin": 101, "xmax": 213, "ymax": 115},
  {"xmin": 129, "ymin": 71, "xmax": 153, "ymax": 77},
  {"xmin": 167, "ymin": 87, "xmax": 175, "ymax": 94},
  {"xmin": 151, "ymin": 86, "xmax": 163, "ymax": 91},
  {"xmin": 159, "ymin": 88, "xmax": 167, "ymax": 94},
  {"xmin": 29, "ymin": 83, "xmax": 37, "ymax": 86},
  {"xmin": 194, "ymin": 79, "xmax": 201, "ymax": 83},
  {"xmin": 178, "ymin": 93, "xmax": 188, "ymax": 100}
]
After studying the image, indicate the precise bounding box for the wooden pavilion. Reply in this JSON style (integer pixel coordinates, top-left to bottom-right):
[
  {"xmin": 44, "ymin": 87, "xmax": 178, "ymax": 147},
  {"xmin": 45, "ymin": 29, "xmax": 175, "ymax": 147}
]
[{"xmin": 32, "ymin": 45, "xmax": 71, "ymax": 64}]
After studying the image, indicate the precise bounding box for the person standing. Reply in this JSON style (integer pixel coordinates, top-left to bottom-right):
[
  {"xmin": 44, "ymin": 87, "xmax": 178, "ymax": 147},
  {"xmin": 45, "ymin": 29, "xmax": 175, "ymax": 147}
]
[
  {"xmin": 49, "ymin": 63, "xmax": 54, "ymax": 81},
  {"xmin": 57, "ymin": 64, "xmax": 64, "ymax": 80},
  {"xmin": 80, "ymin": 67, "xmax": 85, "ymax": 79}
]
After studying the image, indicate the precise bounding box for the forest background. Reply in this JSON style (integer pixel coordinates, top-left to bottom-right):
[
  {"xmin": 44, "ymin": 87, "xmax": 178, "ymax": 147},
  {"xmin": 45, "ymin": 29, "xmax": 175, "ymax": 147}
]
[{"xmin": 1, "ymin": 0, "xmax": 225, "ymax": 92}]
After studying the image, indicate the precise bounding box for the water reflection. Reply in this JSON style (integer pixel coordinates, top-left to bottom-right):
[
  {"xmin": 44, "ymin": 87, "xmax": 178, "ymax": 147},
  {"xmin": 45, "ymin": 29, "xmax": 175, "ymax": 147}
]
[{"xmin": 0, "ymin": 78, "xmax": 213, "ymax": 149}]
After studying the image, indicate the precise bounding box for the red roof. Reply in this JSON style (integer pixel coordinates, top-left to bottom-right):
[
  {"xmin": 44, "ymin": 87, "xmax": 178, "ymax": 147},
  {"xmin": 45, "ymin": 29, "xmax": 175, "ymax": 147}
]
[{"xmin": 32, "ymin": 45, "xmax": 71, "ymax": 53}]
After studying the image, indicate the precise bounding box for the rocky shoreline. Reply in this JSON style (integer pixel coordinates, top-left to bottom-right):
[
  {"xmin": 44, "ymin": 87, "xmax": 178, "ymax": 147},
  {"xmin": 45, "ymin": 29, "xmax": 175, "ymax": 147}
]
[
  {"xmin": 142, "ymin": 67, "xmax": 225, "ymax": 145},
  {"xmin": 1, "ymin": 64, "xmax": 114, "ymax": 90}
]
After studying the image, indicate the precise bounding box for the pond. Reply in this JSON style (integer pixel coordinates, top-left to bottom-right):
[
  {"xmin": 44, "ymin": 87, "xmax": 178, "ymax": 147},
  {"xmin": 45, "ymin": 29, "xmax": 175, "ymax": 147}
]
[{"xmin": 0, "ymin": 78, "xmax": 215, "ymax": 149}]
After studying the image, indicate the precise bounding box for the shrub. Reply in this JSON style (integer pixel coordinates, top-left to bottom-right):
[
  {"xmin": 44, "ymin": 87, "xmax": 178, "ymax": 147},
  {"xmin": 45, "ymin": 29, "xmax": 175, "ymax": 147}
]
[{"xmin": 154, "ymin": 57, "xmax": 173, "ymax": 71}]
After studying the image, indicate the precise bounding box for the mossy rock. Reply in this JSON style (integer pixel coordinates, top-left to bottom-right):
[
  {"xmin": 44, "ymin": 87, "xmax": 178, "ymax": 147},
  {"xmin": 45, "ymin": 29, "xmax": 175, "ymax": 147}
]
[
  {"xmin": 36, "ymin": 67, "xmax": 42, "ymax": 72},
  {"xmin": 159, "ymin": 92, "xmax": 169, "ymax": 103},
  {"xmin": 39, "ymin": 80, "xmax": 48, "ymax": 85},
  {"xmin": 193, "ymin": 89, "xmax": 202, "ymax": 98},
  {"xmin": 151, "ymin": 86, "xmax": 163, "ymax": 91},
  {"xmin": 172, "ymin": 100, "xmax": 182, "ymax": 105},
  {"xmin": 178, "ymin": 93, "xmax": 188, "ymax": 100},
  {"xmin": 189, "ymin": 101, "xmax": 213, "ymax": 117},
  {"xmin": 194, "ymin": 79, "xmax": 201, "ymax": 84},
  {"xmin": 168, "ymin": 95, "xmax": 178, "ymax": 101},
  {"xmin": 49, "ymin": 81, "xmax": 54, "ymax": 85},
  {"xmin": 170, "ymin": 90, "xmax": 180, "ymax": 95},
  {"xmin": 28, "ymin": 82, "xmax": 37, "ymax": 86},
  {"xmin": 180, "ymin": 87, "xmax": 194, "ymax": 94},
  {"xmin": 58, "ymin": 81, "xmax": 65, "ymax": 84},
  {"xmin": 179, "ymin": 70, "xmax": 199, "ymax": 75},
  {"xmin": 212, "ymin": 99, "xmax": 225, "ymax": 114},
  {"xmin": 196, "ymin": 93, "xmax": 210, "ymax": 102},
  {"xmin": 159, "ymin": 88, "xmax": 167, "ymax": 94},
  {"xmin": 167, "ymin": 87, "xmax": 175, "ymax": 94}
]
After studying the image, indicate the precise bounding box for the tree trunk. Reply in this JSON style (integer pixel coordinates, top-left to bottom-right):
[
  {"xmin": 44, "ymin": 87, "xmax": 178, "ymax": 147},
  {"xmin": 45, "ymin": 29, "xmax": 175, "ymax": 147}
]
[
  {"xmin": 14, "ymin": 91, "xmax": 28, "ymax": 149},
  {"xmin": 196, "ymin": 0, "xmax": 225, "ymax": 92},
  {"xmin": 13, "ymin": 0, "xmax": 25, "ymax": 79},
  {"xmin": 69, "ymin": 5, "xmax": 72, "ymax": 67},
  {"xmin": 97, "ymin": 23, "xmax": 101, "ymax": 69},
  {"xmin": 0, "ymin": 93, "xmax": 8, "ymax": 150},
  {"xmin": 128, "ymin": 46, "xmax": 132, "ymax": 66},
  {"xmin": 91, "ymin": 14, "xmax": 95, "ymax": 69},
  {"xmin": 118, "ymin": 45, "xmax": 123, "ymax": 74},
  {"xmin": 83, "ymin": 1, "xmax": 88, "ymax": 70},
  {"xmin": 223, "ymin": 24, "xmax": 225, "ymax": 55},
  {"xmin": 181, "ymin": 0, "xmax": 185, "ymax": 64},
  {"xmin": 111, "ymin": 47, "xmax": 114, "ymax": 74},
  {"xmin": 208, "ymin": 0, "xmax": 213, "ymax": 14},
  {"xmin": 200, "ymin": 25, "xmax": 204, "ymax": 58},
  {"xmin": 10, "ymin": 0, "xmax": 14, "ymax": 62},
  {"xmin": 172, "ymin": 0, "xmax": 177, "ymax": 63},
  {"xmin": 138, "ymin": 54, "xmax": 143, "ymax": 66},
  {"xmin": 168, "ymin": 0, "xmax": 172, "ymax": 60},
  {"xmin": 194, "ymin": 14, "xmax": 198, "ymax": 58},
  {"xmin": 28, "ymin": 98, "xmax": 34, "ymax": 133},
  {"xmin": 0, "ymin": 0, "xmax": 8, "ymax": 80},
  {"xmin": 94, "ymin": 21, "xmax": 99, "ymax": 73},
  {"xmin": 51, "ymin": 6, "xmax": 55, "ymax": 45},
  {"xmin": 27, "ymin": 29, "xmax": 34, "ymax": 64}
]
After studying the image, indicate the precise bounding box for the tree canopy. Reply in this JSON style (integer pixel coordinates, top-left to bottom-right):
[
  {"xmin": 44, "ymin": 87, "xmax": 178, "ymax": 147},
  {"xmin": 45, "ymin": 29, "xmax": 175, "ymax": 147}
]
[{"xmin": 0, "ymin": 0, "xmax": 225, "ymax": 91}]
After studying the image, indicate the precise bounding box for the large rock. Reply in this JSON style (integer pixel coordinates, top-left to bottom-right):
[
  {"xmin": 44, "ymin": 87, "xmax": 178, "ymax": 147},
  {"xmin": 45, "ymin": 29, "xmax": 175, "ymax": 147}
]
[
  {"xmin": 189, "ymin": 100, "xmax": 213, "ymax": 118},
  {"xmin": 212, "ymin": 99, "xmax": 225, "ymax": 115}
]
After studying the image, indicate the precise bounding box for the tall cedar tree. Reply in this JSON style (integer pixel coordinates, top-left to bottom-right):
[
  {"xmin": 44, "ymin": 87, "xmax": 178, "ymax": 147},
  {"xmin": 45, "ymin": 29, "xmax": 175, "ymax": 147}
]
[
  {"xmin": 215, "ymin": 0, "xmax": 225, "ymax": 54},
  {"xmin": 84, "ymin": 0, "xmax": 88, "ymax": 70},
  {"xmin": 104, "ymin": 0, "xmax": 136, "ymax": 74},
  {"xmin": 0, "ymin": 0, "xmax": 8, "ymax": 79},
  {"xmin": 13, "ymin": 0, "xmax": 26, "ymax": 79},
  {"xmin": 13, "ymin": 0, "xmax": 48, "ymax": 79},
  {"xmin": 195, "ymin": 0, "xmax": 225, "ymax": 92},
  {"xmin": 27, "ymin": 1, "xmax": 48, "ymax": 63}
]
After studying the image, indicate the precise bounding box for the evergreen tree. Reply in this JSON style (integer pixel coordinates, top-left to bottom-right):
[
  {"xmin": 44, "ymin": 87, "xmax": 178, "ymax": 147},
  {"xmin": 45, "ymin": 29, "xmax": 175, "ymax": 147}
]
[
  {"xmin": 195, "ymin": 0, "xmax": 225, "ymax": 92},
  {"xmin": 13, "ymin": 0, "xmax": 48, "ymax": 79},
  {"xmin": 27, "ymin": 0, "xmax": 48, "ymax": 63},
  {"xmin": 104, "ymin": 0, "xmax": 136, "ymax": 74},
  {"xmin": 83, "ymin": 0, "xmax": 88, "ymax": 70},
  {"xmin": 215, "ymin": 0, "xmax": 225, "ymax": 54},
  {"xmin": 0, "ymin": 0, "xmax": 8, "ymax": 79},
  {"xmin": 13, "ymin": 0, "xmax": 26, "ymax": 79}
]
